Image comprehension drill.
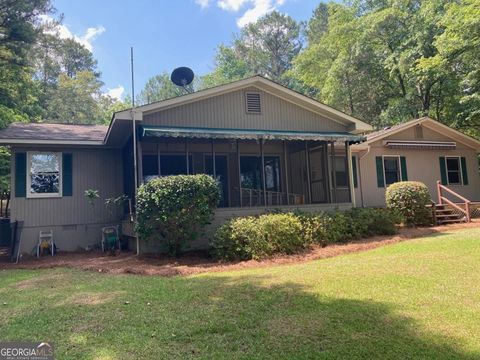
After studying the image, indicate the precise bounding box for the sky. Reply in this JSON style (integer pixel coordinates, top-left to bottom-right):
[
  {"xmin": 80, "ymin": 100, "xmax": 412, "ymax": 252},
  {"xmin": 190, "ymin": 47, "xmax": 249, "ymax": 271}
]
[{"xmin": 48, "ymin": 0, "xmax": 320, "ymax": 101}]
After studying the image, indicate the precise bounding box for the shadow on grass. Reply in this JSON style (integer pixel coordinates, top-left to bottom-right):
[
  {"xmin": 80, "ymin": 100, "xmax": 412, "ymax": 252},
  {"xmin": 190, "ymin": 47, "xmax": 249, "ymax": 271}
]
[{"xmin": 0, "ymin": 270, "xmax": 478, "ymax": 359}]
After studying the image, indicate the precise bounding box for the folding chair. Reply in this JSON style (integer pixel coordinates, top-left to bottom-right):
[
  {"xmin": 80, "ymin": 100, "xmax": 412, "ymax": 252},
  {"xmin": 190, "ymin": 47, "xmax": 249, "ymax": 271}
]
[{"xmin": 37, "ymin": 230, "xmax": 54, "ymax": 258}]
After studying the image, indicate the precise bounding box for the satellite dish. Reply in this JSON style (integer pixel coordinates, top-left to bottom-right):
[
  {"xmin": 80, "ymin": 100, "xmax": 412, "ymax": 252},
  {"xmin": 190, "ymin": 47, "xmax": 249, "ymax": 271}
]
[{"xmin": 171, "ymin": 67, "xmax": 194, "ymax": 87}]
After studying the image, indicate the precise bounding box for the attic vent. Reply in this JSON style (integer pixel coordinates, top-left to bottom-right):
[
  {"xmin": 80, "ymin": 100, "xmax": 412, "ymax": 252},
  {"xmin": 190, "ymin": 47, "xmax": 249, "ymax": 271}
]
[
  {"xmin": 414, "ymin": 125, "xmax": 424, "ymax": 139},
  {"xmin": 245, "ymin": 92, "xmax": 261, "ymax": 114}
]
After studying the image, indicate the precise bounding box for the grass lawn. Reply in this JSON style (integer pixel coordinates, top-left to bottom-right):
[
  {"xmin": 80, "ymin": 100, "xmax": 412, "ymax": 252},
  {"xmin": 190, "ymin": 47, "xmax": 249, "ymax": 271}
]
[{"xmin": 1, "ymin": 228, "xmax": 480, "ymax": 359}]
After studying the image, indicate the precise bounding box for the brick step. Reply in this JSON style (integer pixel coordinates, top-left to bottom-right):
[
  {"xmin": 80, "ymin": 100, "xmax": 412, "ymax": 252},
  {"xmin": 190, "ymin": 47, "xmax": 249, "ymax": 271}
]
[{"xmin": 435, "ymin": 213, "xmax": 462, "ymax": 218}]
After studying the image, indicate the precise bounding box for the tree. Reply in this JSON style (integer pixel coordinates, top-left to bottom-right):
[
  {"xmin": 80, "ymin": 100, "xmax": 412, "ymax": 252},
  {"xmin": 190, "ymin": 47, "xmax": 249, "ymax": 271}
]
[
  {"xmin": 45, "ymin": 71, "xmax": 103, "ymax": 124},
  {"xmin": 433, "ymin": 0, "xmax": 480, "ymax": 137},
  {"xmin": 292, "ymin": 0, "xmax": 468, "ymax": 128},
  {"xmin": 137, "ymin": 72, "xmax": 187, "ymax": 105},
  {"xmin": 201, "ymin": 11, "xmax": 303, "ymax": 88},
  {"xmin": 0, "ymin": 0, "xmax": 53, "ymax": 125}
]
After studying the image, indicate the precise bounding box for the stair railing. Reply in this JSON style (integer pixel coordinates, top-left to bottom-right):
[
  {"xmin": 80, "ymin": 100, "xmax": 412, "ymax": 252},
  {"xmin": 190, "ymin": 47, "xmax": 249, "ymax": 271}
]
[{"xmin": 436, "ymin": 180, "xmax": 471, "ymax": 222}]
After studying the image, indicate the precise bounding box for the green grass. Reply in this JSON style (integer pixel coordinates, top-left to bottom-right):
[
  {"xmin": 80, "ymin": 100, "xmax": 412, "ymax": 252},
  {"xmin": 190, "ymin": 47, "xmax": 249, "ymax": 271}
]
[{"xmin": 1, "ymin": 228, "xmax": 480, "ymax": 359}]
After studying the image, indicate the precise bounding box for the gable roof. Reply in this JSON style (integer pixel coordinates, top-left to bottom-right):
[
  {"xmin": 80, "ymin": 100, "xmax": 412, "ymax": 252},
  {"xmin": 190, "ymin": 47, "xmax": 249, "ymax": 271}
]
[
  {"xmin": 0, "ymin": 123, "xmax": 107, "ymax": 145},
  {"xmin": 112, "ymin": 75, "xmax": 373, "ymax": 134},
  {"xmin": 352, "ymin": 117, "xmax": 480, "ymax": 151}
]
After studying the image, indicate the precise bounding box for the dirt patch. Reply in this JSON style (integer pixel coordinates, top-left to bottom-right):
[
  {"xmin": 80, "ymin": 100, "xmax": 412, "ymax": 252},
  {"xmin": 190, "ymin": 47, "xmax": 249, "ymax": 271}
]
[
  {"xmin": 1, "ymin": 221, "xmax": 479, "ymax": 277},
  {"xmin": 63, "ymin": 291, "xmax": 125, "ymax": 306}
]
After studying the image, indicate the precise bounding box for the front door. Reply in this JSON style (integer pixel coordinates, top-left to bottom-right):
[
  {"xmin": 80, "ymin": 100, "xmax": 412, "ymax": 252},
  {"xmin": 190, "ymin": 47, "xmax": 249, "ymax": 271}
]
[
  {"xmin": 205, "ymin": 155, "xmax": 229, "ymax": 207},
  {"xmin": 309, "ymin": 146, "xmax": 328, "ymax": 203}
]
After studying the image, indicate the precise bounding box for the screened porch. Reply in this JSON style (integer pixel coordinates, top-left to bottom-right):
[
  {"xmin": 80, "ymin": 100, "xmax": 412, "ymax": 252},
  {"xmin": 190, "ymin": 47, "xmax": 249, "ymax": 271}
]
[{"xmin": 127, "ymin": 126, "xmax": 362, "ymax": 209}]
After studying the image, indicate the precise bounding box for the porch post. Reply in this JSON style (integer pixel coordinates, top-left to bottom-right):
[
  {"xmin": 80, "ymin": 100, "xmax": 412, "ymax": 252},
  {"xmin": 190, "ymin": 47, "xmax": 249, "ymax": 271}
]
[
  {"xmin": 324, "ymin": 142, "xmax": 332, "ymax": 203},
  {"xmin": 137, "ymin": 140, "xmax": 143, "ymax": 185},
  {"xmin": 305, "ymin": 141, "xmax": 312, "ymax": 204},
  {"xmin": 237, "ymin": 139, "xmax": 242, "ymax": 207},
  {"xmin": 346, "ymin": 141, "xmax": 356, "ymax": 207},
  {"xmin": 211, "ymin": 139, "xmax": 216, "ymax": 179},
  {"xmin": 157, "ymin": 143, "xmax": 161, "ymax": 176},
  {"xmin": 283, "ymin": 140, "xmax": 289, "ymax": 205},
  {"xmin": 185, "ymin": 138, "xmax": 189, "ymax": 174},
  {"xmin": 331, "ymin": 141, "xmax": 337, "ymax": 203},
  {"xmin": 260, "ymin": 139, "xmax": 267, "ymax": 206}
]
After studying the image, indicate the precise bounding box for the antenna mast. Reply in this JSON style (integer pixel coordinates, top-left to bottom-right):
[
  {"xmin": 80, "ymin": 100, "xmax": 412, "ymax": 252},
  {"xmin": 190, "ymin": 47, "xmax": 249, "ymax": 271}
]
[{"xmin": 130, "ymin": 47, "xmax": 139, "ymax": 255}]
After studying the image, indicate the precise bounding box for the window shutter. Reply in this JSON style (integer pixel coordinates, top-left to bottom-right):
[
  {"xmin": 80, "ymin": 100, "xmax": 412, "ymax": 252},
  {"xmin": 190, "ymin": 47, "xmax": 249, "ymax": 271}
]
[
  {"xmin": 375, "ymin": 156, "xmax": 385, "ymax": 188},
  {"xmin": 460, "ymin": 157, "xmax": 468, "ymax": 185},
  {"xmin": 439, "ymin": 157, "xmax": 447, "ymax": 185},
  {"xmin": 15, "ymin": 152, "xmax": 26, "ymax": 197},
  {"xmin": 62, "ymin": 153, "xmax": 73, "ymax": 196},
  {"xmin": 352, "ymin": 156, "xmax": 358, "ymax": 188},
  {"xmin": 400, "ymin": 156, "xmax": 408, "ymax": 181}
]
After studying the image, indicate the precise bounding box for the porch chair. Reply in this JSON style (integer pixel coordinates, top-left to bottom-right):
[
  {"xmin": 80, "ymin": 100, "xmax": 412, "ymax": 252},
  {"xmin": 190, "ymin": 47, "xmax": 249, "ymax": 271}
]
[
  {"xmin": 37, "ymin": 230, "xmax": 54, "ymax": 258},
  {"xmin": 101, "ymin": 225, "xmax": 120, "ymax": 253}
]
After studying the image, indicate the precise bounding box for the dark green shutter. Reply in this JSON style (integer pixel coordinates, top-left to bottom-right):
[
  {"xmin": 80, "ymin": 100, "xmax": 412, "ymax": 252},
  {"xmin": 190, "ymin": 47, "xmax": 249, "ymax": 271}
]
[
  {"xmin": 352, "ymin": 156, "xmax": 358, "ymax": 188},
  {"xmin": 15, "ymin": 152, "xmax": 26, "ymax": 197},
  {"xmin": 400, "ymin": 156, "xmax": 408, "ymax": 181},
  {"xmin": 439, "ymin": 157, "xmax": 447, "ymax": 185},
  {"xmin": 460, "ymin": 157, "xmax": 468, "ymax": 185},
  {"xmin": 62, "ymin": 153, "xmax": 73, "ymax": 196},
  {"xmin": 375, "ymin": 156, "xmax": 385, "ymax": 188}
]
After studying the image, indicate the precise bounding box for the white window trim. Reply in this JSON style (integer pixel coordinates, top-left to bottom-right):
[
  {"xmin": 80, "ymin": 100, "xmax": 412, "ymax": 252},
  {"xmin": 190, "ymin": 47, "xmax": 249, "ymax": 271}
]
[
  {"xmin": 26, "ymin": 151, "xmax": 63, "ymax": 198},
  {"xmin": 382, "ymin": 155, "xmax": 402, "ymax": 186},
  {"xmin": 444, "ymin": 156, "xmax": 463, "ymax": 186}
]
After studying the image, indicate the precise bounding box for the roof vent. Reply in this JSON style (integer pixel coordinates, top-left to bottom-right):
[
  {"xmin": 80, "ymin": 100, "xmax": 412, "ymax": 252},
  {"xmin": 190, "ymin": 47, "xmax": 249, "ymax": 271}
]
[{"xmin": 245, "ymin": 92, "xmax": 261, "ymax": 114}]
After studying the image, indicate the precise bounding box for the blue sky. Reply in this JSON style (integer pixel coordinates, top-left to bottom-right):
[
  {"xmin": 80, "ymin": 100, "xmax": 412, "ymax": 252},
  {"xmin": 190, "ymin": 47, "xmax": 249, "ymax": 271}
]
[{"xmin": 48, "ymin": 0, "xmax": 320, "ymax": 100}]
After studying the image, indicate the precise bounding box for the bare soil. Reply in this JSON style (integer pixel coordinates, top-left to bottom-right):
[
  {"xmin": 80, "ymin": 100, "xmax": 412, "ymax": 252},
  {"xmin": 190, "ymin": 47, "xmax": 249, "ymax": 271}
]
[{"xmin": 1, "ymin": 221, "xmax": 479, "ymax": 277}]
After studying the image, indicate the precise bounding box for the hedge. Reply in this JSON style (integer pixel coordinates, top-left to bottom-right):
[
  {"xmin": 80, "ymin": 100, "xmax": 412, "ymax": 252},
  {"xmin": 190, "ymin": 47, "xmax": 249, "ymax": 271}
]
[
  {"xmin": 211, "ymin": 208, "xmax": 400, "ymax": 260},
  {"xmin": 135, "ymin": 174, "xmax": 220, "ymax": 256}
]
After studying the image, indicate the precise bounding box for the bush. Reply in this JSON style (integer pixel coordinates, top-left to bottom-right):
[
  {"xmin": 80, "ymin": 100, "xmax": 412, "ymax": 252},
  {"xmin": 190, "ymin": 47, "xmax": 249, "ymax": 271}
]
[
  {"xmin": 386, "ymin": 181, "xmax": 432, "ymax": 226},
  {"xmin": 211, "ymin": 213, "xmax": 304, "ymax": 260},
  {"xmin": 212, "ymin": 208, "xmax": 400, "ymax": 260},
  {"xmin": 135, "ymin": 174, "xmax": 220, "ymax": 256}
]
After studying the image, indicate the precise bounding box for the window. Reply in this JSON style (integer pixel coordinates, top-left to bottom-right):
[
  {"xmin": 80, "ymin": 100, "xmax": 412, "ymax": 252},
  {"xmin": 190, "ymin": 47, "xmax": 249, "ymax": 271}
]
[
  {"xmin": 334, "ymin": 156, "xmax": 348, "ymax": 188},
  {"xmin": 27, "ymin": 152, "xmax": 62, "ymax": 198},
  {"xmin": 240, "ymin": 156, "xmax": 280, "ymax": 192},
  {"xmin": 446, "ymin": 157, "xmax": 462, "ymax": 185},
  {"xmin": 245, "ymin": 92, "xmax": 261, "ymax": 114},
  {"xmin": 383, "ymin": 156, "xmax": 400, "ymax": 186},
  {"xmin": 160, "ymin": 155, "xmax": 193, "ymax": 176}
]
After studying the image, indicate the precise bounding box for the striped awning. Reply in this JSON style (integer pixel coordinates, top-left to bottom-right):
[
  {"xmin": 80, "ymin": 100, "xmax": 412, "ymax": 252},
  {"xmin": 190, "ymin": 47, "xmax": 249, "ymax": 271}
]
[
  {"xmin": 383, "ymin": 140, "xmax": 456, "ymax": 150},
  {"xmin": 140, "ymin": 125, "xmax": 365, "ymax": 142}
]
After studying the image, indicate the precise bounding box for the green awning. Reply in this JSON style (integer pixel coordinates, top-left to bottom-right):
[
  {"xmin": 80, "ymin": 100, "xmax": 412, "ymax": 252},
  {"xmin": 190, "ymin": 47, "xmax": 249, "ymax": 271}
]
[{"xmin": 140, "ymin": 125, "xmax": 365, "ymax": 142}]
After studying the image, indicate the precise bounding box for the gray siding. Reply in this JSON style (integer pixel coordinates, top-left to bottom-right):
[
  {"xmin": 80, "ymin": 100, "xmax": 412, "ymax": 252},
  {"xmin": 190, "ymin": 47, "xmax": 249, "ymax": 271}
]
[
  {"xmin": 143, "ymin": 87, "xmax": 347, "ymax": 133},
  {"xmin": 11, "ymin": 147, "xmax": 124, "ymax": 252}
]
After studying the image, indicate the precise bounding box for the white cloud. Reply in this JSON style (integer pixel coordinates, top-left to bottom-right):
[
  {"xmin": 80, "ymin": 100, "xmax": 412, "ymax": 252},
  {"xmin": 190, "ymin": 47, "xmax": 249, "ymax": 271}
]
[
  {"xmin": 39, "ymin": 15, "xmax": 105, "ymax": 51},
  {"xmin": 106, "ymin": 85, "xmax": 125, "ymax": 100},
  {"xmin": 218, "ymin": 0, "xmax": 247, "ymax": 11},
  {"xmin": 195, "ymin": 0, "xmax": 285, "ymax": 27},
  {"xmin": 195, "ymin": 0, "xmax": 211, "ymax": 9}
]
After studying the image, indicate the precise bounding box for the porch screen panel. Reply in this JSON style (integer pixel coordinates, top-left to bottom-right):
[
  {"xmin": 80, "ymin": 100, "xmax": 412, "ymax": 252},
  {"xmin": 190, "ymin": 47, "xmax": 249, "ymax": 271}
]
[{"xmin": 309, "ymin": 148, "xmax": 327, "ymax": 203}]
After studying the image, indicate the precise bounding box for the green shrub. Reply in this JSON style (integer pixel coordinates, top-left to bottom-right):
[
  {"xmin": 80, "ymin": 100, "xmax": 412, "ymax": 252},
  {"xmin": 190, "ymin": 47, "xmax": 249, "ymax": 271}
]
[
  {"xmin": 212, "ymin": 208, "xmax": 400, "ymax": 260},
  {"xmin": 386, "ymin": 181, "xmax": 432, "ymax": 226},
  {"xmin": 211, "ymin": 213, "xmax": 304, "ymax": 260},
  {"xmin": 135, "ymin": 174, "xmax": 220, "ymax": 256}
]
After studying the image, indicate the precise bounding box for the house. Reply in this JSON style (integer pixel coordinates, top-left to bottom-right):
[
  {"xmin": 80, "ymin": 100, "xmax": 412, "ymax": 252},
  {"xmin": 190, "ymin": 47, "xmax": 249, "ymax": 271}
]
[
  {"xmin": 0, "ymin": 76, "xmax": 372, "ymax": 254},
  {"xmin": 351, "ymin": 117, "xmax": 480, "ymax": 207}
]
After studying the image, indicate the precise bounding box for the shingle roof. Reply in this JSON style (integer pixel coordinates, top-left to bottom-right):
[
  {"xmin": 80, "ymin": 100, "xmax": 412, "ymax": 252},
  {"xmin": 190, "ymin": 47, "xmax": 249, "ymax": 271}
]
[{"xmin": 0, "ymin": 123, "xmax": 108, "ymax": 142}]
